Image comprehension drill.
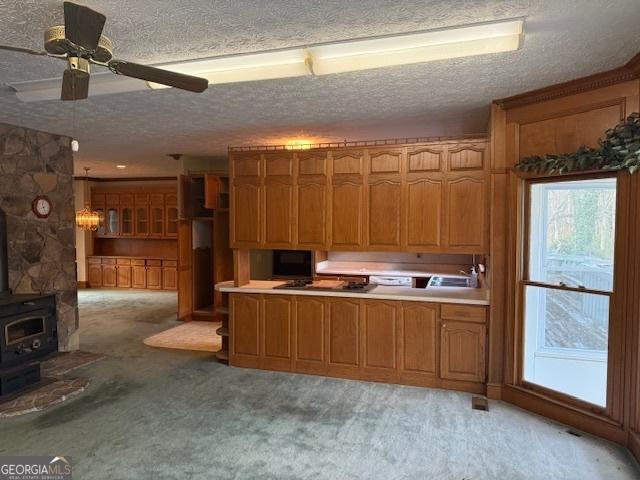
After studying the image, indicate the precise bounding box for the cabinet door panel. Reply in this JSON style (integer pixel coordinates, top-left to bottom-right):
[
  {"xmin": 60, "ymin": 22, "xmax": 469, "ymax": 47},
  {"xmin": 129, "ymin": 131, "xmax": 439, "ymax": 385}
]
[
  {"xmin": 400, "ymin": 303, "xmax": 438, "ymax": 378},
  {"xmin": 88, "ymin": 264, "xmax": 102, "ymax": 287},
  {"xmin": 116, "ymin": 266, "xmax": 131, "ymax": 288},
  {"xmin": 446, "ymin": 176, "xmax": 485, "ymax": 251},
  {"xmin": 448, "ymin": 145, "xmax": 485, "ymax": 171},
  {"xmin": 230, "ymin": 295, "xmax": 260, "ymax": 365},
  {"xmin": 297, "ymin": 183, "xmax": 326, "ymax": 247},
  {"xmin": 368, "ymin": 150, "xmax": 401, "ymax": 174},
  {"xmin": 367, "ymin": 180, "xmax": 401, "ymax": 249},
  {"xmin": 232, "ymin": 182, "xmax": 261, "ymax": 246},
  {"xmin": 362, "ymin": 301, "xmax": 397, "ymax": 375},
  {"xmin": 406, "ymin": 179, "xmax": 442, "ymax": 248},
  {"xmin": 294, "ymin": 298, "xmax": 325, "ymax": 372},
  {"xmin": 162, "ymin": 267, "xmax": 177, "ymax": 290},
  {"xmin": 102, "ymin": 265, "xmax": 117, "ymax": 287},
  {"xmin": 440, "ymin": 321, "xmax": 486, "ymax": 383},
  {"xmin": 263, "ymin": 183, "xmax": 293, "ymax": 247},
  {"xmin": 327, "ymin": 299, "xmax": 360, "ymax": 373},
  {"xmin": 146, "ymin": 266, "xmax": 162, "ymax": 290},
  {"xmin": 262, "ymin": 296, "xmax": 293, "ymax": 370},
  {"xmin": 132, "ymin": 266, "xmax": 146, "ymax": 288},
  {"xmin": 331, "ymin": 182, "xmax": 363, "ymax": 248}
]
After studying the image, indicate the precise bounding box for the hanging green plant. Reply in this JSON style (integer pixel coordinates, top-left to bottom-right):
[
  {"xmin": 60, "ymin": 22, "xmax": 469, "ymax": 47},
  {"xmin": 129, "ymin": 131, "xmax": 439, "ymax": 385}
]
[{"xmin": 515, "ymin": 112, "xmax": 640, "ymax": 175}]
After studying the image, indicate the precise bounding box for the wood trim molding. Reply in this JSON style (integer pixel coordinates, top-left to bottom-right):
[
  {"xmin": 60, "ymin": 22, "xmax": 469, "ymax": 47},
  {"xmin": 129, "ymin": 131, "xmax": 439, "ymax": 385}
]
[
  {"xmin": 74, "ymin": 176, "xmax": 178, "ymax": 182},
  {"xmin": 495, "ymin": 51, "xmax": 640, "ymax": 110}
]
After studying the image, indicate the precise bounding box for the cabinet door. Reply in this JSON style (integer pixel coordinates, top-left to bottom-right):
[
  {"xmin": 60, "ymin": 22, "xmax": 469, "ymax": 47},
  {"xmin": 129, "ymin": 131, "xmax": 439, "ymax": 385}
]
[
  {"xmin": 102, "ymin": 265, "xmax": 117, "ymax": 287},
  {"xmin": 330, "ymin": 181, "xmax": 363, "ymax": 249},
  {"xmin": 132, "ymin": 266, "xmax": 147, "ymax": 288},
  {"xmin": 440, "ymin": 321, "xmax": 486, "ymax": 383},
  {"xmin": 230, "ymin": 294, "xmax": 261, "ymax": 367},
  {"xmin": 263, "ymin": 181, "xmax": 293, "ymax": 247},
  {"xmin": 296, "ymin": 152, "xmax": 327, "ymax": 248},
  {"xmin": 261, "ymin": 296, "xmax": 293, "ymax": 371},
  {"xmin": 404, "ymin": 178, "xmax": 443, "ymax": 250},
  {"xmin": 135, "ymin": 206, "xmax": 149, "ymax": 236},
  {"xmin": 293, "ymin": 297, "xmax": 326, "ymax": 374},
  {"xmin": 116, "ymin": 266, "xmax": 132, "ymax": 288},
  {"xmin": 150, "ymin": 204, "xmax": 164, "ymax": 237},
  {"xmin": 445, "ymin": 175, "xmax": 486, "ymax": 252},
  {"xmin": 88, "ymin": 264, "xmax": 102, "ymax": 287},
  {"xmin": 231, "ymin": 181, "xmax": 261, "ymax": 247},
  {"xmin": 165, "ymin": 205, "xmax": 178, "ymax": 238},
  {"xmin": 399, "ymin": 303, "xmax": 439, "ymax": 381},
  {"xmin": 146, "ymin": 266, "xmax": 162, "ymax": 290},
  {"xmin": 204, "ymin": 174, "xmax": 221, "ymax": 209},
  {"xmin": 105, "ymin": 206, "xmax": 119, "ymax": 236},
  {"xmin": 366, "ymin": 178, "xmax": 402, "ymax": 250},
  {"xmin": 162, "ymin": 267, "xmax": 177, "ymax": 290},
  {"xmin": 120, "ymin": 205, "xmax": 134, "ymax": 236},
  {"xmin": 362, "ymin": 300, "xmax": 398, "ymax": 379},
  {"xmin": 326, "ymin": 298, "xmax": 360, "ymax": 376}
]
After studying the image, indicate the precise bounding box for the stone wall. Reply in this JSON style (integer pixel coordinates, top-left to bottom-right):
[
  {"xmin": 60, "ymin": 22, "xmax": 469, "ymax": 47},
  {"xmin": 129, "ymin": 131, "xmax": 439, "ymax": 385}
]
[{"xmin": 0, "ymin": 122, "xmax": 78, "ymax": 351}]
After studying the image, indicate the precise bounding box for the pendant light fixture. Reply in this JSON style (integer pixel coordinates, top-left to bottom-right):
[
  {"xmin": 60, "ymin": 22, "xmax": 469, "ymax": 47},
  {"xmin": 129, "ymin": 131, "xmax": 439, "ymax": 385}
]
[{"xmin": 75, "ymin": 167, "xmax": 102, "ymax": 231}]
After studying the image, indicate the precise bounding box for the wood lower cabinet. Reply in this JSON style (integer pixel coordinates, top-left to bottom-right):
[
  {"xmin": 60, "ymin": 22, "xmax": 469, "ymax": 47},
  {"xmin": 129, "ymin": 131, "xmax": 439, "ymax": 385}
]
[
  {"xmin": 230, "ymin": 294, "xmax": 261, "ymax": 366},
  {"xmin": 229, "ymin": 293, "xmax": 487, "ymax": 393},
  {"xmin": 362, "ymin": 300, "xmax": 398, "ymax": 379},
  {"xmin": 87, "ymin": 256, "xmax": 176, "ymax": 291},
  {"xmin": 440, "ymin": 321, "xmax": 486, "ymax": 383},
  {"xmin": 399, "ymin": 303, "xmax": 439, "ymax": 382},
  {"xmin": 293, "ymin": 297, "xmax": 326, "ymax": 373},
  {"xmin": 132, "ymin": 264, "xmax": 147, "ymax": 289},
  {"xmin": 102, "ymin": 264, "xmax": 117, "ymax": 287},
  {"xmin": 262, "ymin": 296, "xmax": 293, "ymax": 370}
]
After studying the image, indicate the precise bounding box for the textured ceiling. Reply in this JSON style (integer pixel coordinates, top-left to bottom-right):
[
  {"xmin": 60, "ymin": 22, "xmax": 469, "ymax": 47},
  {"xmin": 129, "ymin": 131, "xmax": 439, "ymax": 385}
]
[{"xmin": 0, "ymin": 0, "xmax": 639, "ymax": 177}]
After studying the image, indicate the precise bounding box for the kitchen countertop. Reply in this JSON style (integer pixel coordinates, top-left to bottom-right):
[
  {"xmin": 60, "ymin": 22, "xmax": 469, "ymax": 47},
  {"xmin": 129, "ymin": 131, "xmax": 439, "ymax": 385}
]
[{"xmin": 215, "ymin": 280, "xmax": 489, "ymax": 305}]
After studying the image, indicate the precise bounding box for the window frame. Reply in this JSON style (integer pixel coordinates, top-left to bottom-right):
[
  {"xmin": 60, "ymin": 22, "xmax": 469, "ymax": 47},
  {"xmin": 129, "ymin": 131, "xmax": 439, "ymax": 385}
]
[{"xmin": 517, "ymin": 172, "xmax": 620, "ymax": 414}]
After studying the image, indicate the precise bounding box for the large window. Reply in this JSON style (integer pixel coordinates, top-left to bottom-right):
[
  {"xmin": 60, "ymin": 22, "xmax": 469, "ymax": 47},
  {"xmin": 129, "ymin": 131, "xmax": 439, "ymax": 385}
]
[{"xmin": 523, "ymin": 177, "xmax": 616, "ymax": 407}]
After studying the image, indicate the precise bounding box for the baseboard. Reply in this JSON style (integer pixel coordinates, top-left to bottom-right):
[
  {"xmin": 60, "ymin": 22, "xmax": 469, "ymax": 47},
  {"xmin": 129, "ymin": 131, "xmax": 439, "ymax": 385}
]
[
  {"xmin": 502, "ymin": 384, "xmax": 626, "ymax": 445},
  {"xmin": 77, "ymin": 281, "xmax": 88, "ymax": 289},
  {"xmin": 486, "ymin": 383, "xmax": 502, "ymax": 400}
]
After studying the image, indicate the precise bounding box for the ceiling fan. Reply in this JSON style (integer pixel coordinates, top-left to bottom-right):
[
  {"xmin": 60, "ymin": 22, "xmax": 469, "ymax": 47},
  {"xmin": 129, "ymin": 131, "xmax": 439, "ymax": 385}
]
[{"xmin": 0, "ymin": 1, "xmax": 208, "ymax": 100}]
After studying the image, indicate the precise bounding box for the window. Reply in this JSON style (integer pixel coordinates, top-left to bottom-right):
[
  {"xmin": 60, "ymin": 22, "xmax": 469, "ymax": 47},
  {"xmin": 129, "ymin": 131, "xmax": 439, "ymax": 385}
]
[{"xmin": 523, "ymin": 177, "xmax": 616, "ymax": 407}]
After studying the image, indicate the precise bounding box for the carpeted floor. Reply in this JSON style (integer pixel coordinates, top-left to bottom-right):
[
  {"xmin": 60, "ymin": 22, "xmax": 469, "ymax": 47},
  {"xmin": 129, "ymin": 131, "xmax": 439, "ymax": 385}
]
[{"xmin": 0, "ymin": 288, "xmax": 638, "ymax": 479}]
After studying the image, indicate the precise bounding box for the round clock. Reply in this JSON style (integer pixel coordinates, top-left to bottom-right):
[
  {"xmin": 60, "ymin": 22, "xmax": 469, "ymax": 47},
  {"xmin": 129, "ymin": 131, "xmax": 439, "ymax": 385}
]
[{"xmin": 32, "ymin": 195, "xmax": 52, "ymax": 218}]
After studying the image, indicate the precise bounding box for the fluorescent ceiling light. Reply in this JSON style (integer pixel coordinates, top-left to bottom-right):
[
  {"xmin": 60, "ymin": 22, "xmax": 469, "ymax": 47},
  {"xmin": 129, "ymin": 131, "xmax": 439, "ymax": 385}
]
[{"xmin": 10, "ymin": 18, "xmax": 523, "ymax": 101}]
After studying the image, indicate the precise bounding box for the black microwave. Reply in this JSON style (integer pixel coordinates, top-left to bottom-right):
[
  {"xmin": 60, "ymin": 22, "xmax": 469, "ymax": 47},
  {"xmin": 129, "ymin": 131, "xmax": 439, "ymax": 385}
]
[{"xmin": 272, "ymin": 250, "xmax": 312, "ymax": 279}]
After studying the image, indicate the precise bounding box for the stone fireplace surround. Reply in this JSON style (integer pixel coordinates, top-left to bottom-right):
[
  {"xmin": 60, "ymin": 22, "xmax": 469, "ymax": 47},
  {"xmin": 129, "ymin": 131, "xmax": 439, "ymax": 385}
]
[{"xmin": 0, "ymin": 122, "xmax": 78, "ymax": 352}]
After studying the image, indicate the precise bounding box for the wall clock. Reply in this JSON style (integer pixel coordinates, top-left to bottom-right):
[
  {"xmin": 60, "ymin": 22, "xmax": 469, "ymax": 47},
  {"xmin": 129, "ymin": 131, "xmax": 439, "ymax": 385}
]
[{"xmin": 32, "ymin": 195, "xmax": 52, "ymax": 219}]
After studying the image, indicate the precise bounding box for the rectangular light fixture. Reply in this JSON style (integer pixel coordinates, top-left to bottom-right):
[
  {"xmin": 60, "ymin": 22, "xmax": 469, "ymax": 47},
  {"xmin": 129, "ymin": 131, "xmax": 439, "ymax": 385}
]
[{"xmin": 10, "ymin": 18, "xmax": 523, "ymax": 100}]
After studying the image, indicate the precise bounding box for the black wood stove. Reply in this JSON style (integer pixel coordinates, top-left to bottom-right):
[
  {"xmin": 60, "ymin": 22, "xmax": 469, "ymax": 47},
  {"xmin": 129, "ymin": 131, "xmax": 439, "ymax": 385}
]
[{"xmin": 0, "ymin": 209, "xmax": 58, "ymax": 397}]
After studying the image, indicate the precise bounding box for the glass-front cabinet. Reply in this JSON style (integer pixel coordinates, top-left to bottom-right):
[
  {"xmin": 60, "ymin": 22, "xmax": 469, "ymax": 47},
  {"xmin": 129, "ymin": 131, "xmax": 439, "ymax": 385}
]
[
  {"xmin": 150, "ymin": 205, "xmax": 164, "ymax": 236},
  {"xmin": 121, "ymin": 205, "xmax": 133, "ymax": 235},
  {"xmin": 166, "ymin": 205, "xmax": 178, "ymax": 237},
  {"xmin": 105, "ymin": 207, "xmax": 119, "ymax": 236},
  {"xmin": 135, "ymin": 206, "xmax": 149, "ymax": 236}
]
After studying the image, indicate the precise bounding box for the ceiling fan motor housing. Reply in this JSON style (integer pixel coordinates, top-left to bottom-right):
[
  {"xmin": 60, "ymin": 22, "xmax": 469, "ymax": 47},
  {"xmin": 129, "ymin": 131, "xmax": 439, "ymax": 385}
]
[{"xmin": 44, "ymin": 25, "xmax": 113, "ymax": 62}]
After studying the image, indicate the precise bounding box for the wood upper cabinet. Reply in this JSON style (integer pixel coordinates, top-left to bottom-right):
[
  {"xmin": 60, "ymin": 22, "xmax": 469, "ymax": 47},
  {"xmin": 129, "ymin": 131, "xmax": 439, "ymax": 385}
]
[
  {"xmin": 444, "ymin": 174, "xmax": 486, "ymax": 252},
  {"xmin": 326, "ymin": 298, "xmax": 360, "ymax": 375},
  {"xmin": 295, "ymin": 152, "xmax": 327, "ymax": 248},
  {"xmin": 262, "ymin": 153, "xmax": 294, "ymax": 248},
  {"xmin": 293, "ymin": 297, "xmax": 326, "ymax": 373},
  {"xmin": 362, "ymin": 300, "xmax": 398, "ymax": 377},
  {"xmin": 230, "ymin": 294, "xmax": 261, "ymax": 364},
  {"xmin": 135, "ymin": 194, "xmax": 149, "ymax": 237},
  {"xmin": 165, "ymin": 193, "xmax": 178, "ymax": 238},
  {"xmin": 330, "ymin": 150, "xmax": 365, "ymax": 250},
  {"xmin": 447, "ymin": 144, "xmax": 486, "ymax": 171},
  {"xmin": 404, "ymin": 177, "xmax": 443, "ymax": 249},
  {"xmin": 261, "ymin": 295, "xmax": 293, "ymax": 370},
  {"xmin": 399, "ymin": 302, "xmax": 439, "ymax": 380},
  {"xmin": 230, "ymin": 153, "xmax": 262, "ymax": 247}
]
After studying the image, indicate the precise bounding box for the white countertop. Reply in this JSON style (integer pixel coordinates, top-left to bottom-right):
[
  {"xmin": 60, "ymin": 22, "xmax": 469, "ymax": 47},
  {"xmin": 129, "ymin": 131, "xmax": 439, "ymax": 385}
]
[{"xmin": 215, "ymin": 280, "xmax": 489, "ymax": 305}]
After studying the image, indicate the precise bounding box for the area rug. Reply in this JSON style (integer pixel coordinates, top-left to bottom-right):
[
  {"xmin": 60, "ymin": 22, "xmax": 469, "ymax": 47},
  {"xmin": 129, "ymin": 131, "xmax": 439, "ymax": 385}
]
[{"xmin": 143, "ymin": 321, "xmax": 222, "ymax": 352}]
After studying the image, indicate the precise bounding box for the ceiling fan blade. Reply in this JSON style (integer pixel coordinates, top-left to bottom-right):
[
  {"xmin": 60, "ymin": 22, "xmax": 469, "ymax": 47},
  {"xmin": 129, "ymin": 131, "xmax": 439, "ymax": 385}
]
[
  {"xmin": 0, "ymin": 45, "xmax": 48, "ymax": 56},
  {"xmin": 108, "ymin": 60, "xmax": 208, "ymax": 93},
  {"xmin": 61, "ymin": 69, "xmax": 90, "ymax": 101},
  {"xmin": 63, "ymin": 1, "xmax": 106, "ymax": 51}
]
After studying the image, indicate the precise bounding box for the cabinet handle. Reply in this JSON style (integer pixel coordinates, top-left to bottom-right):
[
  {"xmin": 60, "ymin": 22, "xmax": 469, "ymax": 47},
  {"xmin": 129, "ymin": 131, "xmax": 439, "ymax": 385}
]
[{"xmin": 442, "ymin": 323, "xmax": 446, "ymax": 328}]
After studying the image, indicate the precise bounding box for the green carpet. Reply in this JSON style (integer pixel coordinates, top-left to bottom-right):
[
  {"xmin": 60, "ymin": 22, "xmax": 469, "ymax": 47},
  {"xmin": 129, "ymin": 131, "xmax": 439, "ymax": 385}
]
[{"xmin": 0, "ymin": 289, "xmax": 637, "ymax": 479}]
